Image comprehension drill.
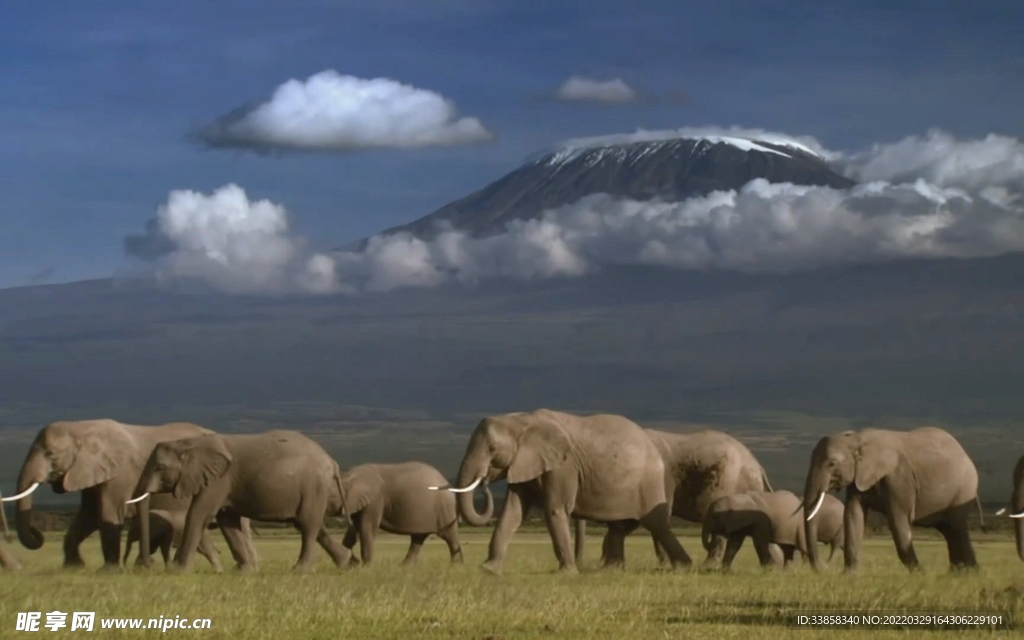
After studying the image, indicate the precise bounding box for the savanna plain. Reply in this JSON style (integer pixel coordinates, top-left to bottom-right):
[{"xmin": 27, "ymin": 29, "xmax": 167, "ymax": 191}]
[{"xmin": 1, "ymin": 528, "xmax": 1021, "ymax": 639}]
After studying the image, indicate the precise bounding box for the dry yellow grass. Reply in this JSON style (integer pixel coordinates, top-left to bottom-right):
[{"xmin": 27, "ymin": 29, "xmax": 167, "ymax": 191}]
[{"xmin": 0, "ymin": 530, "xmax": 1021, "ymax": 638}]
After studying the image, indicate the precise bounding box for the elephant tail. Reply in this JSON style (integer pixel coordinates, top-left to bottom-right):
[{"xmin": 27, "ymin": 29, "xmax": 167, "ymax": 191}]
[
  {"xmin": 976, "ymin": 495, "xmax": 988, "ymax": 534},
  {"xmin": 759, "ymin": 467, "xmax": 773, "ymax": 492}
]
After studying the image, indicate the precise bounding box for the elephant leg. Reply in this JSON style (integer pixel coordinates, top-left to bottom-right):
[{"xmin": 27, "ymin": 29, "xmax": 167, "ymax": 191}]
[
  {"xmin": 215, "ymin": 512, "xmax": 256, "ymax": 571},
  {"xmin": 751, "ymin": 523, "xmax": 777, "ymax": 568},
  {"xmin": 638, "ymin": 503, "xmax": 692, "ymax": 568},
  {"xmin": 239, "ymin": 517, "xmax": 258, "ymax": 568},
  {"xmin": 602, "ymin": 521, "xmax": 639, "ymax": 568},
  {"xmin": 315, "ymin": 525, "xmax": 349, "ymax": 568},
  {"xmin": 939, "ymin": 517, "xmax": 978, "ymax": 571},
  {"xmin": 62, "ymin": 509, "xmax": 99, "ymax": 568},
  {"xmin": 340, "ymin": 519, "xmax": 360, "ymax": 567},
  {"xmin": 356, "ymin": 503, "xmax": 384, "ymax": 566},
  {"xmin": 196, "ymin": 532, "xmax": 223, "ymax": 573},
  {"xmin": 293, "ymin": 496, "xmax": 333, "ymax": 572},
  {"xmin": 720, "ymin": 532, "xmax": 745, "ymax": 570},
  {"xmin": 97, "ymin": 494, "xmax": 125, "ymax": 571},
  {"xmin": 438, "ymin": 522, "xmax": 463, "ymax": 564},
  {"xmin": 174, "ymin": 492, "xmax": 223, "ymax": 571},
  {"xmin": 573, "ymin": 518, "xmax": 586, "ymax": 565},
  {"xmin": 884, "ymin": 507, "xmax": 920, "ymax": 572},
  {"xmin": 402, "ymin": 534, "xmax": 429, "ymax": 566},
  {"xmin": 482, "ymin": 485, "xmax": 533, "ymax": 575},
  {"xmin": 542, "ymin": 504, "xmax": 577, "ymax": 573}
]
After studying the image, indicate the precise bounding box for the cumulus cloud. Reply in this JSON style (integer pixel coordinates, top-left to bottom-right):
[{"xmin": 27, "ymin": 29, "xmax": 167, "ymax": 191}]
[
  {"xmin": 552, "ymin": 76, "xmax": 637, "ymax": 104},
  {"xmin": 123, "ymin": 184, "xmax": 339, "ymax": 295},
  {"xmin": 129, "ymin": 129, "xmax": 1024, "ymax": 296},
  {"xmin": 193, "ymin": 70, "xmax": 495, "ymax": 153}
]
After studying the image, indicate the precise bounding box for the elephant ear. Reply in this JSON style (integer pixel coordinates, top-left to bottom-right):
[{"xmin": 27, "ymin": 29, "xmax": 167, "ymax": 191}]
[
  {"xmin": 172, "ymin": 437, "xmax": 233, "ymax": 499},
  {"xmin": 340, "ymin": 468, "xmax": 384, "ymax": 516},
  {"xmin": 63, "ymin": 421, "xmax": 137, "ymax": 492},
  {"xmin": 854, "ymin": 435, "xmax": 916, "ymax": 499},
  {"xmin": 507, "ymin": 419, "xmax": 572, "ymax": 484}
]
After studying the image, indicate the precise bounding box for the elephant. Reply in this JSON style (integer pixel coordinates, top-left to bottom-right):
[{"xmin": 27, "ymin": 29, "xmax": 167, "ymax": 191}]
[
  {"xmin": 337, "ymin": 461, "xmax": 481, "ymax": 566},
  {"xmin": 994, "ymin": 454, "xmax": 1024, "ymax": 561},
  {"xmin": 431, "ymin": 409, "xmax": 692, "ymax": 575},
  {"xmin": 129, "ymin": 430, "xmax": 349, "ymax": 572},
  {"xmin": 800, "ymin": 427, "xmax": 984, "ymax": 573},
  {"xmin": 123, "ymin": 508, "xmax": 224, "ymax": 570},
  {"xmin": 575, "ymin": 428, "xmax": 773, "ymax": 567},
  {"xmin": 0, "ymin": 419, "xmax": 255, "ymax": 571},
  {"xmin": 701, "ymin": 490, "xmax": 844, "ymax": 569}
]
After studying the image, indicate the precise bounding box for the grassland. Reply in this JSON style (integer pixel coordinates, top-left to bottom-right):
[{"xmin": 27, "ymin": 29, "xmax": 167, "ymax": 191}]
[{"xmin": 1, "ymin": 529, "xmax": 1021, "ymax": 639}]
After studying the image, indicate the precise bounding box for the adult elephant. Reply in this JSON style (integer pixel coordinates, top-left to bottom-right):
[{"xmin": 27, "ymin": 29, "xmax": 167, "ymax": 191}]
[
  {"xmin": 336, "ymin": 461, "xmax": 480, "ymax": 566},
  {"xmin": 994, "ymin": 454, "xmax": 1024, "ymax": 560},
  {"xmin": 701, "ymin": 490, "xmax": 844, "ymax": 569},
  {"xmin": 576, "ymin": 428, "xmax": 773, "ymax": 567},
  {"xmin": 0, "ymin": 419, "xmax": 254, "ymax": 571},
  {"xmin": 430, "ymin": 409, "xmax": 691, "ymax": 575},
  {"xmin": 128, "ymin": 430, "xmax": 349, "ymax": 572},
  {"xmin": 799, "ymin": 427, "xmax": 984, "ymax": 573}
]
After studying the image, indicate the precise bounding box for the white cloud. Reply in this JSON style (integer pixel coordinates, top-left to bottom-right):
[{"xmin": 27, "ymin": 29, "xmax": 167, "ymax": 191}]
[
  {"xmin": 194, "ymin": 70, "xmax": 495, "ymax": 152},
  {"xmin": 553, "ymin": 76, "xmax": 637, "ymax": 104},
  {"xmin": 124, "ymin": 184, "xmax": 340, "ymax": 295},
  {"xmin": 128, "ymin": 129, "xmax": 1024, "ymax": 296}
]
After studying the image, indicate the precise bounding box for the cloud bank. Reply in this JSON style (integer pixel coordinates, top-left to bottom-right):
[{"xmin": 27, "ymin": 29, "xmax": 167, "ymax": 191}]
[
  {"xmin": 553, "ymin": 76, "xmax": 637, "ymax": 104},
  {"xmin": 193, "ymin": 70, "xmax": 495, "ymax": 153},
  {"xmin": 128, "ymin": 129, "xmax": 1024, "ymax": 295}
]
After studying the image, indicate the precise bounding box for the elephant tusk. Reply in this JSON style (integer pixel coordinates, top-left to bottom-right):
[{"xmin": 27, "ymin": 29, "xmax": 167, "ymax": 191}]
[
  {"xmin": 429, "ymin": 476, "xmax": 483, "ymax": 493},
  {"xmin": 805, "ymin": 491, "xmax": 826, "ymax": 522},
  {"xmin": 1010, "ymin": 510, "xmax": 1024, "ymax": 519},
  {"xmin": 125, "ymin": 492, "xmax": 150, "ymax": 505},
  {"xmin": 995, "ymin": 507, "xmax": 1007, "ymax": 516},
  {"xmin": 0, "ymin": 483, "xmax": 40, "ymax": 502}
]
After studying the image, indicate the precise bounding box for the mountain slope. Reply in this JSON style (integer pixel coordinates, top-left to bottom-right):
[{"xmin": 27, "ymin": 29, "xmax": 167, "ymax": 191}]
[{"xmin": 368, "ymin": 136, "xmax": 856, "ymax": 242}]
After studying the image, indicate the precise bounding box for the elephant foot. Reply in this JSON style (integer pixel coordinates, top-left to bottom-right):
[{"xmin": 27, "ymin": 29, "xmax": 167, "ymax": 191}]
[
  {"xmin": 346, "ymin": 557, "xmax": 361, "ymax": 569},
  {"xmin": 556, "ymin": 564, "xmax": 579, "ymax": 575},
  {"xmin": 480, "ymin": 560, "xmax": 503, "ymax": 576},
  {"xmin": 292, "ymin": 563, "xmax": 317, "ymax": 574},
  {"xmin": 62, "ymin": 558, "xmax": 86, "ymax": 569},
  {"xmin": 450, "ymin": 553, "xmax": 464, "ymax": 565},
  {"xmin": 234, "ymin": 563, "xmax": 256, "ymax": 573},
  {"xmin": 97, "ymin": 563, "xmax": 121, "ymax": 575}
]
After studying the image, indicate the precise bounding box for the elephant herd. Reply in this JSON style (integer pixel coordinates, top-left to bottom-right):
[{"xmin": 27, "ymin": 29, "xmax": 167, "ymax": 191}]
[{"xmin": 0, "ymin": 410, "xmax": 1022, "ymax": 577}]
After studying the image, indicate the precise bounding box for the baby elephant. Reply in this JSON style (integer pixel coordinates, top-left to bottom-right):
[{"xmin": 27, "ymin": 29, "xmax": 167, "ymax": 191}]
[
  {"xmin": 339, "ymin": 461, "xmax": 470, "ymax": 566},
  {"xmin": 123, "ymin": 509, "xmax": 223, "ymax": 571},
  {"xmin": 702, "ymin": 490, "xmax": 844, "ymax": 569}
]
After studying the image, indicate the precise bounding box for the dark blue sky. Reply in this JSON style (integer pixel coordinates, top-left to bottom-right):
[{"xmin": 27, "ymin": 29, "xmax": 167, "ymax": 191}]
[{"xmin": 1, "ymin": 0, "xmax": 1022, "ymax": 288}]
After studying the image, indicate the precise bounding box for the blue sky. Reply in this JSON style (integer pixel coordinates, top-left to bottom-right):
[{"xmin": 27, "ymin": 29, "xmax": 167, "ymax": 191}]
[{"xmin": 1, "ymin": 0, "xmax": 1022, "ymax": 289}]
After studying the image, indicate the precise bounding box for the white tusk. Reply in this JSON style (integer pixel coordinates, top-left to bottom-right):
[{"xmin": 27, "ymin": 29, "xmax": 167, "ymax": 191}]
[
  {"xmin": 996, "ymin": 507, "xmax": 1007, "ymax": 516},
  {"xmin": 1010, "ymin": 510, "xmax": 1024, "ymax": 519},
  {"xmin": 805, "ymin": 491, "xmax": 826, "ymax": 522},
  {"xmin": 0, "ymin": 483, "xmax": 40, "ymax": 502},
  {"xmin": 430, "ymin": 476, "xmax": 483, "ymax": 493},
  {"xmin": 125, "ymin": 492, "xmax": 150, "ymax": 505}
]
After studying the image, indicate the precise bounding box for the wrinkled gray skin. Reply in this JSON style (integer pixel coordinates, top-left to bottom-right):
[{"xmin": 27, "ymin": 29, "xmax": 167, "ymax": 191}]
[
  {"xmin": 131, "ymin": 430, "xmax": 348, "ymax": 572},
  {"xmin": 441, "ymin": 409, "xmax": 691, "ymax": 575},
  {"xmin": 999, "ymin": 455, "xmax": 1024, "ymax": 561},
  {"xmin": 702, "ymin": 490, "xmax": 845, "ymax": 569},
  {"xmin": 801, "ymin": 427, "xmax": 984, "ymax": 573},
  {"xmin": 338, "ymin": 461, "xmax": 480, "ymax": 566},
  {"xmin": 2, "ymin": 419, "xmax": 253, "ymax": 571},
  {"xmin": 123, "ymin": 508, "xmax": 224, "ymax": 570},
  {"xmin": 576, "ymin": 429, "xmax": 773, "ymax": 567}
]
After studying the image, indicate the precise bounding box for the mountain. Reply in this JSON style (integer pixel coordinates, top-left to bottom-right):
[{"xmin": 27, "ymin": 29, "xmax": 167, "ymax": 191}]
[{"xmin": 367, "ymin": 135, "xmax": 856, "ymax": 242}]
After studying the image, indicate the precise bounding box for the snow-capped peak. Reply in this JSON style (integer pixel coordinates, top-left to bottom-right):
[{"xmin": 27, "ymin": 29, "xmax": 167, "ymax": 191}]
[{"xmin": 537, "ymin": 126, "xmax": 832, "ymax": 167}]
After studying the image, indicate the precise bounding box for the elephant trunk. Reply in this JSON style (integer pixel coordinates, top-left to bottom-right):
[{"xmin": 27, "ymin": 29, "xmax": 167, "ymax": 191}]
[
  {"xmin": 454, "ymin": 454, "xmax": 493, "ymax": 527},
  {"xmin": 802, "ymin": 470, "xmax": 829, "ymax": 571},
  {"xmin": 13, "ymin": 451, "xmax": 48, "ymax": 550}
]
